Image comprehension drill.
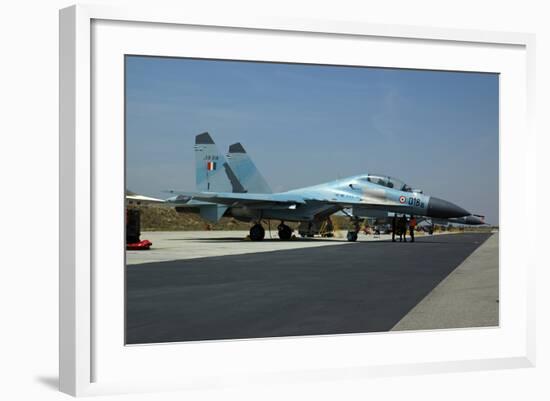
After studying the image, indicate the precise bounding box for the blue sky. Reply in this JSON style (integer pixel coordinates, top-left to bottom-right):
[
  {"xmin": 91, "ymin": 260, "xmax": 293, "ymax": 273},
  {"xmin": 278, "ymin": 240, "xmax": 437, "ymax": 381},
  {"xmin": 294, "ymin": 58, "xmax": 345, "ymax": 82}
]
[{"xmin": 126, "ymin": 56, "xmax": 499, "ymax": 224}]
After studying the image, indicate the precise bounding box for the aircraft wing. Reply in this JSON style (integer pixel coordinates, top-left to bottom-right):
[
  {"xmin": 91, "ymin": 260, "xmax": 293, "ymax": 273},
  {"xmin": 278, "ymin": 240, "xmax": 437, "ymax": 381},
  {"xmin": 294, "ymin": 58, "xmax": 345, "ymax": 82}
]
[
  {"xmin": 164, "ymin": 191, "xmax": 306, "ymax": 208},
  {"xmin": 126, "ymin": 194, "xmax": 166, "ymax": 205},
  {"xmin": 325, "ymin": 199, "xmax": 406, "ymax": 211},
  {"xmin": 307, "ymin": 192, "xmax": 406, "ymax": 210},
  {"xmin": 165, "ymin": 190, "xmax": 407, "ymax": 211}
]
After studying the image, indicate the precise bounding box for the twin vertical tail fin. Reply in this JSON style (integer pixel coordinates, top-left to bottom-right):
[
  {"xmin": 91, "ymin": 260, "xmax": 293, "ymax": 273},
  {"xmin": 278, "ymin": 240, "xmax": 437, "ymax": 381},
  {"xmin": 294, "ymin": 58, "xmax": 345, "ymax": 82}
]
[
  {"xmin": 193, "ymin": 132, "xmax": 272, "ymax": 222},
  {"xmin": 194, "ymin": 132, "xmax": 234, "ymax": 222},
  {"xmin": 226, "ymin": 142, "xmax": 272, "ymax": 194},
  {"xmin": 195, "ymin": 132, "xmax": 232, "ymax": 193}
]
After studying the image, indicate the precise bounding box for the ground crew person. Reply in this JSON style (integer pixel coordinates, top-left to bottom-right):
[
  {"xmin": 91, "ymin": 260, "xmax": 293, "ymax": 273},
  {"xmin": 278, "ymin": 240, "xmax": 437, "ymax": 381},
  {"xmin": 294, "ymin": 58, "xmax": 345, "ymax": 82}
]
[
  {"xmin": 392, "ymin": 216, "xmax": 397, "ymax": 242},
  {"xmin": 409, "ymin": 215, "xmax": 417, "ymax": 242},
  {"xmin": 399, "ymin": 215, "xmax": 408, "ymax": 242}
]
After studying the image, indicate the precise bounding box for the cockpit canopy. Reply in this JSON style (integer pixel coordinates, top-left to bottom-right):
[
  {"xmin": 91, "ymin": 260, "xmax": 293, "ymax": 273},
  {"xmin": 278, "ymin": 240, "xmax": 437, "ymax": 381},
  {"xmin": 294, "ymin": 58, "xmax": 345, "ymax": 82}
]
[{"xmin": 361, "ymin": 174, "xmax": 412, "ymax": 192}]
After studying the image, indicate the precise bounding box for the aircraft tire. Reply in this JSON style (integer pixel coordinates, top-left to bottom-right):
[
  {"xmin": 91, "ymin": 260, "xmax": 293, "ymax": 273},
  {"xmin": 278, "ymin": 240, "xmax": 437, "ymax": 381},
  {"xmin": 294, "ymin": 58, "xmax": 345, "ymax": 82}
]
[
  {"xmin": 250, "ymin": 224, "xmax": 265, "ymax": 241},
  {"xmin": 278, "ymin": 225, "xmax": 292, "ymax": 240},
  {"xmin": 347, "ymin": 231, "xmax": 358, "ymax": 242}
]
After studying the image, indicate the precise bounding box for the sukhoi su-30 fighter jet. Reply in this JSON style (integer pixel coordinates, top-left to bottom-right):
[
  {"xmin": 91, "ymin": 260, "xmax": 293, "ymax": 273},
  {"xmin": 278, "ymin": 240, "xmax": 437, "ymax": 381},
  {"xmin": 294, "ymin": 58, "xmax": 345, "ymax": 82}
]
[{"xmin": 166, "ymin": 132, "xmax": 470, "ymax": 241}]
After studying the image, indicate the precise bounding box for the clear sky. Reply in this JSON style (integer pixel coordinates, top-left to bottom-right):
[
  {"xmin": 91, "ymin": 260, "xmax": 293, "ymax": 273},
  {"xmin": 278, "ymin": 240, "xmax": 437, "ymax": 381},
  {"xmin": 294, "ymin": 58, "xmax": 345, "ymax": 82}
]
[{"xmin": 126, "ymin": 56, "xmax": 499, "ymax": 224}]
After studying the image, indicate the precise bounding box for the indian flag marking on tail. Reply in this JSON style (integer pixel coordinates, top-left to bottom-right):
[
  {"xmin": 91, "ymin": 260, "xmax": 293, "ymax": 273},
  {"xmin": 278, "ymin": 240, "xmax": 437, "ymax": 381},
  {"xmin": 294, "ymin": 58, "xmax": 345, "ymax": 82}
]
[{"xmin": 207, "ymin": 161, "xmax": 216, "ymax": 171}]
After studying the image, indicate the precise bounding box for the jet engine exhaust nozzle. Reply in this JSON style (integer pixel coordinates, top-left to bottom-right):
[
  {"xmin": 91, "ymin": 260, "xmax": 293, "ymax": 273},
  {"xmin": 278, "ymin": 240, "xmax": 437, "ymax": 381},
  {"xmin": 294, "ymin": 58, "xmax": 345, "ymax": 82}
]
[{"xmin": 427, "ymin": 197, "xmax": 469, "ymax": 218}]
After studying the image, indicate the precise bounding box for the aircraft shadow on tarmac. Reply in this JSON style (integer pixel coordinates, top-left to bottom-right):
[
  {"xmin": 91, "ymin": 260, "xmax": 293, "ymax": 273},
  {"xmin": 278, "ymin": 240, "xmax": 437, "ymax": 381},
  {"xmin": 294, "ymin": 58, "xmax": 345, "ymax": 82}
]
[
  {"xmin": 165, "ymin": 236, "xmax": 344, "ymax": 243},
  {"xmin": 387, "ymin": 240, "xmax": 482, "ymax": 245},
  {"xmin": 164, "ymin": 235, "xmax": 475, "ymax": 244}
]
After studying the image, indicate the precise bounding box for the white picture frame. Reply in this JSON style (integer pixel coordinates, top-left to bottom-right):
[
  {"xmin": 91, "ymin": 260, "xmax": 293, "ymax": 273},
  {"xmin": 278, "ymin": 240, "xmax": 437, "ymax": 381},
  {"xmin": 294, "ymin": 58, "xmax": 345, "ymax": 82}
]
[{"xmin": 59, "ymin": 4, "xmax": 536, "ymax": 397}]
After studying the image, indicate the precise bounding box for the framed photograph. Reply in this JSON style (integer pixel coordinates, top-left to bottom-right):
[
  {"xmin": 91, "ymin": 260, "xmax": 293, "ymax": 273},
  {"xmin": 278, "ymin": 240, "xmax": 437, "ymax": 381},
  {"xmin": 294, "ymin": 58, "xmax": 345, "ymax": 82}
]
[{"xmin": 59, "ymin": 4, "xmax": 536, "ymax": 396}]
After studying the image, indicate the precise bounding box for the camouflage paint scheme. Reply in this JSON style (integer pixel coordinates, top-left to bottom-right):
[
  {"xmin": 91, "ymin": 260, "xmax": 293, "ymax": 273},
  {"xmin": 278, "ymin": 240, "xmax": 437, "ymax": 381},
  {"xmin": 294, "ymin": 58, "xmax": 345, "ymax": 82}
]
[{"xmin": 166, "ymin": 133, "xmax": 470, "ymax": 225}]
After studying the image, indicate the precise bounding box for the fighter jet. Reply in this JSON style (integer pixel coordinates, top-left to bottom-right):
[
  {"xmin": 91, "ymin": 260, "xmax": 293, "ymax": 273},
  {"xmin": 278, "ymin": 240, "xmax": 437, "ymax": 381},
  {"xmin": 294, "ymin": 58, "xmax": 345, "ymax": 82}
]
[
  {"xmin": 166, "ymin": 132, "xmax": 470, "ymax": 241},
  {"xmin": 425, "ymin": 214, "xmax": 486, "ymax": 229},
  {"xmin": 441, "ymin": 214, "xmax": 486, "ymax": 226},
  {"xmin": 354, "ymin": 211, "xmax": 486, "ymax": 227}
]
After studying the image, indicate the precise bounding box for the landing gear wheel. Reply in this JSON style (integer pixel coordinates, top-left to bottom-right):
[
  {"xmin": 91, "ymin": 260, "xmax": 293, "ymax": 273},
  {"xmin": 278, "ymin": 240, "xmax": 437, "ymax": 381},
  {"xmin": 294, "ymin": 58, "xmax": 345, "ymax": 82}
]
[
  {"xmin": 278, "ymin": 224, "xmax": 292, "ymax": 240},
  {"xmin": 250, "ymin": 224, "xmax": 265, "ymax": 241},
  {"xmin": 347, "ymin": 231, "xmax": 358, "ymax": 242}
]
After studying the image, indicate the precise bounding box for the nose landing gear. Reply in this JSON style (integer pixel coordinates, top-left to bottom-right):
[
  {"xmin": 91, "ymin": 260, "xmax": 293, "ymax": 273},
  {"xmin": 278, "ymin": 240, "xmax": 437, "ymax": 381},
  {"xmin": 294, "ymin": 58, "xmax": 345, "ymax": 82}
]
[{"xmin": 346, "ymin": 231, "xmax": 358, "ymax": 242}]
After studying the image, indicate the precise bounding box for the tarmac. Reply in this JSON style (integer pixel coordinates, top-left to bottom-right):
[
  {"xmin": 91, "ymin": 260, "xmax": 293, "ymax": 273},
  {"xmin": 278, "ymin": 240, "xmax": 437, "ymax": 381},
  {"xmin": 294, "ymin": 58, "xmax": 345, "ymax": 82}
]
[
  {"xmin": 126, "ymin": 230, "xmax": 396, "ymax": 265},
  {"xmin": 126, "ymin": 231, "xmax": 498, "ymax": 344},
  {"xmin": 391, "ymin": 232, "xmax": 499, "ymax": 331}
]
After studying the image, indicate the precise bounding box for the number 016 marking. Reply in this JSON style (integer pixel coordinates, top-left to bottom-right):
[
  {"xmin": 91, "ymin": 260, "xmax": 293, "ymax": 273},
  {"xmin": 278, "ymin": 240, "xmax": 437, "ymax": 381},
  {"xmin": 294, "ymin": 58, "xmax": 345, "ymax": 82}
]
[{"xmin": 408, "ymin": 197, "xmax": 425, "ymax": 208}]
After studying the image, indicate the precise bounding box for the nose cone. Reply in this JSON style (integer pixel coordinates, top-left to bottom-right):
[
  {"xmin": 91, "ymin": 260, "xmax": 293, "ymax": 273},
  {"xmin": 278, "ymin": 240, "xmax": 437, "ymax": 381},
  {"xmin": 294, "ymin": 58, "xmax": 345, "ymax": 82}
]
[
  {"xmin": 463, "ymin": 215, "xmax": 484, "ymax": 225},
  {"xmin": 427, "ymin": 197, "xmax": 469, "ymax": 218}
]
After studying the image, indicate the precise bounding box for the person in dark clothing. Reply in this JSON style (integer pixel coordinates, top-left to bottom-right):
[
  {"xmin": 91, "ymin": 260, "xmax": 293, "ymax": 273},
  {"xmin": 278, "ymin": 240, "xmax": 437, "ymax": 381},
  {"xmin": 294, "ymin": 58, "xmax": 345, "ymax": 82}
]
[
  {"xmin": 409, "ymin": 215, "xmax": 417, "ymax": 242},
  {"xmin": 392, "ymin": 216, "xmax": 397, "ymax": 242},
  {"xmin": 399, "ymin": 215, "xmax": 408, "ymax": 242}
]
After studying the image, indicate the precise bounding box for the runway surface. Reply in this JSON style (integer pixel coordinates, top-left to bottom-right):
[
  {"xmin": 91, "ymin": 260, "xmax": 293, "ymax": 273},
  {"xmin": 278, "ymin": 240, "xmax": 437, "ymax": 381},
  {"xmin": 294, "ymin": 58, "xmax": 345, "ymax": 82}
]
[
  {"xmin": 126, "ymin": 230, "xmax": 396, "ymax": 264},
  {"xmin": 126, "ymin": 232, "xmax": 494, "ymax": 344},
  {"xmin": 392, "ymin": 232, "xmax": 499, "ymax": 331}
]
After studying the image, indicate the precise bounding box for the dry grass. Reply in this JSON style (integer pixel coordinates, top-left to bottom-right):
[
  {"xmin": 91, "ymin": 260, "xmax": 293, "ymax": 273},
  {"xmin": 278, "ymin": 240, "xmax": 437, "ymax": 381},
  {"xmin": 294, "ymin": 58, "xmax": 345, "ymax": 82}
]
[{"xmin": 137, "ymin": 206, "xmax": 249, "ymax": 231}]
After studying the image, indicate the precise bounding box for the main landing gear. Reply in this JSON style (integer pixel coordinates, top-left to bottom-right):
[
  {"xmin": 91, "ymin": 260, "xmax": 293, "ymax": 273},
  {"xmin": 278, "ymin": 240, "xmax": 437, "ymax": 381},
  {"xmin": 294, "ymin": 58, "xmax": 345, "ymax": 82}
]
[
  {"xmin": 248, "ymin": 221, "xmax": 293, "ymax": 241},
  {"xmin": 249, "ymin": 223, "xmax": 265, "ymax": 241},
  {"xmin": 277, "ymin": 221, "xmax": 292, "ymax": 240}
]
